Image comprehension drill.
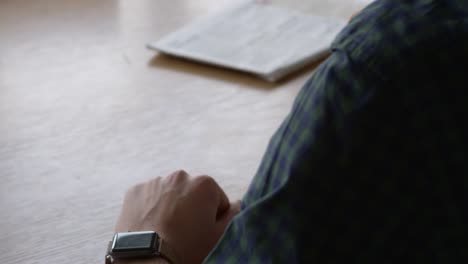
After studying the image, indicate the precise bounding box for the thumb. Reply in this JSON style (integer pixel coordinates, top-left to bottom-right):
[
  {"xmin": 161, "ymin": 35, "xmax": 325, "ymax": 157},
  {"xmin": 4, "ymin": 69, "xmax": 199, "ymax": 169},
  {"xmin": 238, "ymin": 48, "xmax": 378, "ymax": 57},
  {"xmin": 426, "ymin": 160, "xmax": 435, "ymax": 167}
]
[{"xmin": 216, "ymin": 200, "xmax": 241, "ymax": 230}]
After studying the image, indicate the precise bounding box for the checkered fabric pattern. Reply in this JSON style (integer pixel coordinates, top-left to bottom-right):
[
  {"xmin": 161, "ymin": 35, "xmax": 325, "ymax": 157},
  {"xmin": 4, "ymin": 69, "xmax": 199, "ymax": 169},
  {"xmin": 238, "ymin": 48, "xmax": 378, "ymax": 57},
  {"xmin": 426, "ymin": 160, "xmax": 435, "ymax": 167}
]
[{"xmin": 205, "ymin": 0, "xmax": 468, "ymax": 262}]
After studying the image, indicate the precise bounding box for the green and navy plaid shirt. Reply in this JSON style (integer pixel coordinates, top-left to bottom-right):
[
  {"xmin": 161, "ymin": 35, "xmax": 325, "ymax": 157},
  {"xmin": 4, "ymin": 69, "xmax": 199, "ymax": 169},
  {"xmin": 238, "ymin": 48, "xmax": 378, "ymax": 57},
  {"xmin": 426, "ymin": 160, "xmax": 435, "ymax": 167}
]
[{"xmin": 206, "ymin": 0, "xmax": 468, "ymax": 262}]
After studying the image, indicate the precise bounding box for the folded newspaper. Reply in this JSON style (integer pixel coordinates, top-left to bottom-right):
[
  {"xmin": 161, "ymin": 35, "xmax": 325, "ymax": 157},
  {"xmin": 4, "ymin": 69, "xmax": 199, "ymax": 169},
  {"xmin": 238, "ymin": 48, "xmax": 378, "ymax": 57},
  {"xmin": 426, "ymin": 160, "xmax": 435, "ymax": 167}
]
[{"xmin": 148, "ymin": 0, "xmax": 347, "ymax": 82}]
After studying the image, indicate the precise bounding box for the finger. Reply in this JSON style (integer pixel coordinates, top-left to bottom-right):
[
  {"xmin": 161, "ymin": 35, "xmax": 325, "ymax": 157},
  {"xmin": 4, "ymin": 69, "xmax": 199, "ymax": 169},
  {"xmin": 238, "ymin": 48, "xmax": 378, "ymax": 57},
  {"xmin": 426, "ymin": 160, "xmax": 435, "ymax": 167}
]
[
  {"xmin": 215, "ymin": 200, "xmax": 241, "ymax": 234},
  {"xmin": 218, "ymin": 200, "xmax": 240, "ymax": 223},
  {"xmin": 214, "ymin": 181, "xmax": 230, "ymax": 221},
  {"xmin": 231, "ymin": 200, "xmax": 241, "ymax": 212},
  {"xmin": 165, "ymin": 170, "xmax": 190, "ymax": 184},
  {"xmin": 192, "ymin": 175, "xmax": 230, "ymax": 220}
]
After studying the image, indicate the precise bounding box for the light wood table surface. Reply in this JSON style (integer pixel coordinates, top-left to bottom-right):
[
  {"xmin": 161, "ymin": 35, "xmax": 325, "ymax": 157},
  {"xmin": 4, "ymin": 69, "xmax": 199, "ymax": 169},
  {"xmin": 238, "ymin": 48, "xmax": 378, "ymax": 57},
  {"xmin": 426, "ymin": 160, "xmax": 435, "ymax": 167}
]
[{"xmin": 0, "ymin": 0, "xmax": 372, "ymax": 263}]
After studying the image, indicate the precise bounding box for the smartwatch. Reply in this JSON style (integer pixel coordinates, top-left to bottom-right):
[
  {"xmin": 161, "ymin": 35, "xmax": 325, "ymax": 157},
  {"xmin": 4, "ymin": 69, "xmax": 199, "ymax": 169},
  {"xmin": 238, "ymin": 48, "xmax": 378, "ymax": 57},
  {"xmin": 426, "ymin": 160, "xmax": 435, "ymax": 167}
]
[{"xmin": 105, "ymin": 231, "xmax": 179, "ymax": 264}]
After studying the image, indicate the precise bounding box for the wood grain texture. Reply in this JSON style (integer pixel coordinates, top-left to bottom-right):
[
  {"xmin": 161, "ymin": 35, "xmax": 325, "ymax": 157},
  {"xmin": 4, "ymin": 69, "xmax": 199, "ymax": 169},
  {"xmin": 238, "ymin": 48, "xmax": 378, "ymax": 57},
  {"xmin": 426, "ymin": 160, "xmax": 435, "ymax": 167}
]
[{"xmin": 0, "ymin": 0, "xmax": 372, "ymax": 263}]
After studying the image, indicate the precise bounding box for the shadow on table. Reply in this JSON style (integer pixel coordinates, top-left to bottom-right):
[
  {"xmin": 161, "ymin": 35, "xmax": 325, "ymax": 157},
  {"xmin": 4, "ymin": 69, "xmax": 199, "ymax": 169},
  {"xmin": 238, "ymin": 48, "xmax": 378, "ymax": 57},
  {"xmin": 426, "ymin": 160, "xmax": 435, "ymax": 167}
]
[{"xmin": 148, "ymin": 53, "xmax": 325, "ymax": 90}]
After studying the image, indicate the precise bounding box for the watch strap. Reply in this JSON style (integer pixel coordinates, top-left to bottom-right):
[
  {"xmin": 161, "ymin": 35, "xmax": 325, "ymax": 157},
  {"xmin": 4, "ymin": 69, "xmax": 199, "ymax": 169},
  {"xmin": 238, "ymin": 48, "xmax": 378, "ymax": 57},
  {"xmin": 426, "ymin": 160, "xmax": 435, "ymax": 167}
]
[
  {"xmin": 158, "ymin": 238, "xmax": 182, "ymax": 264},
  {"xmin": 105, "ymin": 241, "xmax": 112, "ymax": 264}
]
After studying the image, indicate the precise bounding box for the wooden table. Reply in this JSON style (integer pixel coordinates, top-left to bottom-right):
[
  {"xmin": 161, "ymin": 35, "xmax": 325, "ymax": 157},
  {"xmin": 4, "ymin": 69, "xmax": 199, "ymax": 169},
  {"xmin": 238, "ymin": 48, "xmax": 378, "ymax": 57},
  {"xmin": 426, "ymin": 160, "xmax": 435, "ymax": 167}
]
[{"xmin": 0, "ymin": 0, "xmax": 372, "ymax": 263}]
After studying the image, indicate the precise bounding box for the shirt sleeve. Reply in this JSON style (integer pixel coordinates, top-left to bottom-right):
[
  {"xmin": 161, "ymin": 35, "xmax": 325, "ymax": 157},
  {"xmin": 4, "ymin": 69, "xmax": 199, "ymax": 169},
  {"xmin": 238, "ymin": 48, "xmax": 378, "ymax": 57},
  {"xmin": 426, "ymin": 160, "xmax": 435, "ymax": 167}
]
[
  {"xmin": 203, "ymin": 44, "xmax": 381, "ymax": 263},
  {"xmin": 204, "ymin": 0, "xmax": 468, "ymax": 262}
]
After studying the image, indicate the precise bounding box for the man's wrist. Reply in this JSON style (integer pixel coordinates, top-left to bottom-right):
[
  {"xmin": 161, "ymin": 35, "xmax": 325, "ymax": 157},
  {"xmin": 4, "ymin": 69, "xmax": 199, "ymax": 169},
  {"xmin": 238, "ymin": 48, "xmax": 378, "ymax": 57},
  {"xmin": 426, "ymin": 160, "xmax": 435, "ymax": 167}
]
[{"xmin": 107, "ymin": 231, "xmax": 178, "ymax": 264}]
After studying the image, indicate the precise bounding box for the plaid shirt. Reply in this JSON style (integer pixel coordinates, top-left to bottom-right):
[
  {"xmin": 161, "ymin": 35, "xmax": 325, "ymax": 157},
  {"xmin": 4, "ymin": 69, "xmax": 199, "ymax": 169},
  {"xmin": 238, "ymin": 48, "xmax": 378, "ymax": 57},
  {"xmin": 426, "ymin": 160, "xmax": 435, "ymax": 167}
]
[{"xmin": 206, "ymin": 0, "xmax": 468, "ymax": 262}]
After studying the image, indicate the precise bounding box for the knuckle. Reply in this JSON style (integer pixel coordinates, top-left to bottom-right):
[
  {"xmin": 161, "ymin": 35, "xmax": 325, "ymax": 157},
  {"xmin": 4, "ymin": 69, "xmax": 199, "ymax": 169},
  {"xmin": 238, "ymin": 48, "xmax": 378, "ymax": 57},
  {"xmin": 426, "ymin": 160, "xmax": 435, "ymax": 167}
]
[
  {"xmin": 193, "ymin": 175, "xmax": 217, "ymax": 189},
  {"xmin": 131, "ymin": 182, "xmax": 144, "ymax": 191},
  {"xmin": 191, "ymin": 176, "xmax": 220, "ymax": 201},
  {"xmin": 148, "ymin": 176, "xmax": 163, "ymax": 185},
  {"xmin": 125, "ymin": 182, "xmax": 143, "ymax": 198},
  {"xmin": 167, "ymin": 170, "xmax": 189, "ymax": 182},
  {"xmin": 173, "ymin": 169, "xmax": 188, "ymax": 176}
]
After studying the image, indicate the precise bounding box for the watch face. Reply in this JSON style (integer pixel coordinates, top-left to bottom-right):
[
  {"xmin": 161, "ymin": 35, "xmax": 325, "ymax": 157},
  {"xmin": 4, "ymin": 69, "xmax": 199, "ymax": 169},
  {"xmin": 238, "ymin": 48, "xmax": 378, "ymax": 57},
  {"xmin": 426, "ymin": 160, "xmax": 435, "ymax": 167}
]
[{"xmin": 112, "ymin": 231, "xmax": 159, "ymax": 258}]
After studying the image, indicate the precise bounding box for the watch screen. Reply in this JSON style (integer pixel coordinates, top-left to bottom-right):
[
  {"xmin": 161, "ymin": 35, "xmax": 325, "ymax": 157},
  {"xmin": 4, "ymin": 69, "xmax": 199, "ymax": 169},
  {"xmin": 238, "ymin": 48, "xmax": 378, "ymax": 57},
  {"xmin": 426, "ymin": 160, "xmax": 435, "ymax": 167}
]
[{"xmin": 114, "ymin": 231, "xmax": 156, "ymax": 252}]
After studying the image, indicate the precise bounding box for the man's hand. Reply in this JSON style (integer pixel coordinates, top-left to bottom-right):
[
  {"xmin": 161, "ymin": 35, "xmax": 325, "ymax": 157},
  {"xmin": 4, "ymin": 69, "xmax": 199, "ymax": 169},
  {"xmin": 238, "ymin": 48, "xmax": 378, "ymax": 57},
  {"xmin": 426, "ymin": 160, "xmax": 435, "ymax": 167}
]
[{"xmin": 114, "ymin": 170, "xmax": 241, "ymax": 264}]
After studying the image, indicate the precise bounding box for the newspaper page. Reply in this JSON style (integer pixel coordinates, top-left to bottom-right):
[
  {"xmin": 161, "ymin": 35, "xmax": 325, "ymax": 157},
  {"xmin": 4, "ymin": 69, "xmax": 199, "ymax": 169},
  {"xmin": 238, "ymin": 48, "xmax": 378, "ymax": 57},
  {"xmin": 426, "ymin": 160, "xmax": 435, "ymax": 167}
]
[{"xmin": 148, "ymin": 0, "xmax": 347, "ymax": 82}]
